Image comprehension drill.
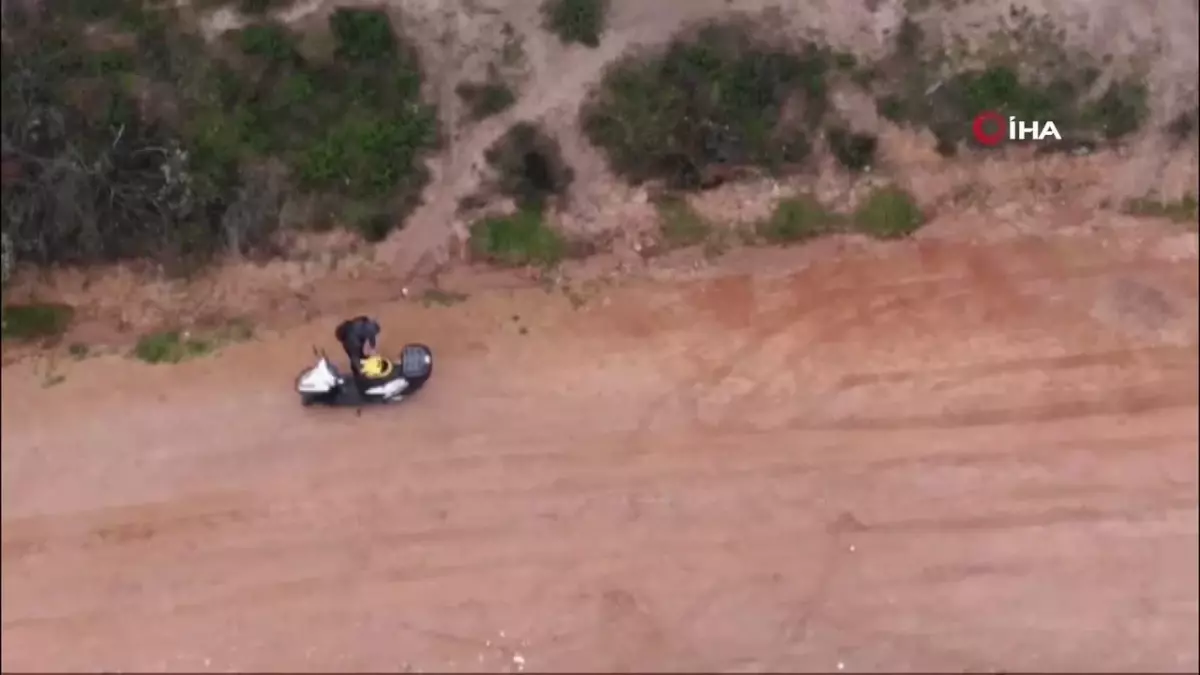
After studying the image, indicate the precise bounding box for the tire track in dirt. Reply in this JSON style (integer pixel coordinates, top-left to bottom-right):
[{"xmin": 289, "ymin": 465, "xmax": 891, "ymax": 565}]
[{"xmin": 627, "ymin": 238, "xmax": 1196, "ymax": 437}]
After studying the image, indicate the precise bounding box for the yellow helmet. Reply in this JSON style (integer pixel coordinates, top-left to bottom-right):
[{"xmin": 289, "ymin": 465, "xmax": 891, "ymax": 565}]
[{"xmin": 360, "ymin": 355, "xmax": 392, "ymax": 378}]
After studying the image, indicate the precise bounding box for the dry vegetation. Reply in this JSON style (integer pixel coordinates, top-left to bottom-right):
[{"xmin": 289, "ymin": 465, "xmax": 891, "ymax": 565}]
[{"xmin": 2, "ymin": 0, "xmax": 1197, "ymax": 349}]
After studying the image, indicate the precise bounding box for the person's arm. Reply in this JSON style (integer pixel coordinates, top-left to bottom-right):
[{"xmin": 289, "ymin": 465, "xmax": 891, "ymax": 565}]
[
  {"xmin": 362, "ymin": 318, "xmax": 381, "ymax": 354},
  {"xmin": 334, "ymin": 319, "xmax": 351, "ymax": 344}
]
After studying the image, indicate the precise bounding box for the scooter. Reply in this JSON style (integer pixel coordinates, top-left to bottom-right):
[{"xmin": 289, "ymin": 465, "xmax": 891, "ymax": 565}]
[{"xmin": 295, "ymin": 344, "xmax": 433, "ymax": 407}]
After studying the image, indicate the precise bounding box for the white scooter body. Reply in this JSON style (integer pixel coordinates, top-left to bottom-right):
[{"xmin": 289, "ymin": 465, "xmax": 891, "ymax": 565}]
[
  {"xmin": 295, "ymin": 349, "xmax": 410, "ymax": 404},
  {"xmin": 296, "ymin": 355, "xmax": 344, "ymax": 394}
]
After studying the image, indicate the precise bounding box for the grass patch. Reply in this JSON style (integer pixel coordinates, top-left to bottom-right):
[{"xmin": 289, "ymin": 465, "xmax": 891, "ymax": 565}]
[
  {"xmin": 132, "ymin": 318, "xmax": 255, "ymax": 364},
  {"xmin": 656, "ymin": 197, "xmax": 712, "ymax": 249},
  {"xmin": 756, "ymin": 196, "xmax": 842, "ymax": 244},
  {"xmin": 1125, "ymin": 195, "xmax": 1199, "ymax": 225},
  {"xmin": 541, "ymin": 0, "xmax": 609, "ymax": 48},
  {"xmin": 484, "ymin": 122, "xmax": 574, "ymax": 210},
  {"xmin": 421, "ymin": 289, "xmax": 469, "ymax": 307},
  {"xmin": 469, "ymin": 209, "xmax": 566, "ymax": 268},
  {"xmin": 853, "ymin": 186, "xmax": 925, "ymax": 239},
  {"xmin": 1, "ymin": 303, "xmax": 75, "ymax": 342},
  {"xmin": 456, "ymin": 77, "xmax": 517, "ymax": 121},
  {"xmin": 582, "ymin": 22, "xmax": 832, "ymax": 189},
  {"xmin": 133, "ymin": 330, "xmax": 215, "ymax": 364}
]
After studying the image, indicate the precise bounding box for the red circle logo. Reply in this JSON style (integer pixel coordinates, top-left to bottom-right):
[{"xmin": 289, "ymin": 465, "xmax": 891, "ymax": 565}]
[{"xmin": 972, "ymin": 111, "xmax": 1006, "ymax": 147}]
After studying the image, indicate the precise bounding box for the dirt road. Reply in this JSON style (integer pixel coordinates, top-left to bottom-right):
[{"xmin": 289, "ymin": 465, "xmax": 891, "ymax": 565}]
[{"xmin": 2, "ymin": 232, "xmax": 1198, "ymax": 672}]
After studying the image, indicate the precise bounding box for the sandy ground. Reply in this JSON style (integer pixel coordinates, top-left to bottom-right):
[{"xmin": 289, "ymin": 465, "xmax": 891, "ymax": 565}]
[{"xmin": 3, "ymin": 225, "xmax": 1198, "ymax": 672}]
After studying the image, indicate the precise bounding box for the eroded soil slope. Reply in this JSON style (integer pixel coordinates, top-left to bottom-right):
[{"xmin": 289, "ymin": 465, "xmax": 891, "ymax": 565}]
[{"xmin": 3, "ymin": 224, "xmax": 1197, "ymax": 672}]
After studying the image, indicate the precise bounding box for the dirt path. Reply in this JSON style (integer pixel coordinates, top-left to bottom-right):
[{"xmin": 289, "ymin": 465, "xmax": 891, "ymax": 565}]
[{"xmin": 2, "ymin": 231, "xmax": 1198, "ymax": 672}]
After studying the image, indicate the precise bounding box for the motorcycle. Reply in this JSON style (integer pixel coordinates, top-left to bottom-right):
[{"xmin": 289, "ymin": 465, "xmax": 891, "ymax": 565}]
[{"xmin": 295, "ymin": 343, "xmax": 433, "ymax": 407}]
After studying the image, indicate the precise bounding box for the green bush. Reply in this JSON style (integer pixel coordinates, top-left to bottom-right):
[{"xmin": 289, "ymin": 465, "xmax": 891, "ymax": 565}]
[
  {"xmin": 542, "ymin": 0, "xmax": 609, "ymax": 48},
  {"xmin": 656, "ymin": 197, "xmax": 712, "ymax": 248},
  {"xmin": 757, "ymin": 196, "xmax": 841, "ymax": 244},
  {"xmin": 1, "ymin": 2, "xmax": 439, "ymax": 269},
  {"xmin": 582, "ymin": 23, "xmax": 831, "ymax": 189},
  {"xmin": 2, "ymin": 54, "xmax": 232, "ymax": 266},
  {"xmin": 484, "ymin": 122, "xmax": 574, "ymax": 210},
  {"xmin": 1, "ymin": 303, "xmax": 75, "ymax": 342},
  {"xmin": 337, "ymin": 200, "xmax": 400, "ymax": 243},
  {"xmin": 853, "ymin": 186, "xmax": 924, "ymax": 239},
  {"xmin": 235, "ymin": 23, "xmax": 299, "ymax": 62},
  {"xmin": 330, "ymin": 8, "xmax": 397, "ymax": 63},
  {"xmin": 469, "ymin": 209, "xmax": 566, "ymax": 267},
  {"xmin": 1125, "ymin": 194, "xmax": 1199, "ymax": 224},
  {"xmin": 867, "ymin": 15, "xmax": 1148, "ymax": 154},
  {"xmin": 827, "ymin": 127, "xmax": 878, "ymax": 172},
  {"xmin": 1086, "ymin": 81, "xmax": 1148, "ymax": 141},
  {"xmin": 297, "ymin": 110, "xmax": 436, "ymax": 199}
]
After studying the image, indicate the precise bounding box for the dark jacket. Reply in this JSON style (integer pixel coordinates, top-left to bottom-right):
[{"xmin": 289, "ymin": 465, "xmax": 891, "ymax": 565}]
[{"xmin": 334, "ymin": 316, "xmax": 381, "ymax": 364}]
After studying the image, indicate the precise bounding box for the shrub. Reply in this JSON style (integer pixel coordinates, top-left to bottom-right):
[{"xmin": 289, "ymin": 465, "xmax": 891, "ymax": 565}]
[
  {"xmin": 330, "ymin": 8, "xmax": 397, "ymax": 63},
  {"xmin": 757, "ymin": 196, "xmax": 841, "ymax": 244},
  {"xmin": 827, "ymin": 127, "xmax": 878, "ymax": 172},
  {"xmin": 0, "ymin": 2, "xmax": 439, "ymax": 269},
  {"xmin": 542, "ymin": 0, "xmax": 609, "ymax": 48},
  {"xmin": 1, "ymin": 303, "xmax": 75, "ymax": 341},
  {"xmin": 469, "ymin": 209, "xmax": 566, "ymax": 267},
  {"xmin": 337, "ymin": 199, "xmax": 400, "ymax": 243},
  {"xmin": 656, "ymin": 197, "xmax": 712, "ymax": 248},
  {"xmin": 867, "ymin": 14, "xmax": 1148, "ymax": 154},
  {"xmin": 235, "ymin": 23, "xmax": 299, "ymax": 62},
  {"xmin": 297, "ymin": 110, "xmax": 436, "ymax": 199},
  {"xmin": 582, "ymin": 22, "xmax": 831, "ymax": 189},
  {"xmin": 2, "ymin": 56, "xmax": 231, "ymax": 266},
  {"xmin": 1086, "ymin": 81, "xmax": 1148, "ymax": 141},
  {"xmin": 1125, "ymin": 195, "xmax": 1199, "ymax": 224},
  {"xmin": 484, "ymin": 122, "xmax": 574, "ymax": 210},
  {"xmin": 853, "ymin": 187, "xmax": 924, "ymax": 239}
]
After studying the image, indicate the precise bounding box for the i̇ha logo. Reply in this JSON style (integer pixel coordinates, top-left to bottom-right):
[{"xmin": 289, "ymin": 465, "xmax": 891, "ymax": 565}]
[{"xmin": 972, "ymin": 110, "xmax": 1062, "ymax": 146}]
